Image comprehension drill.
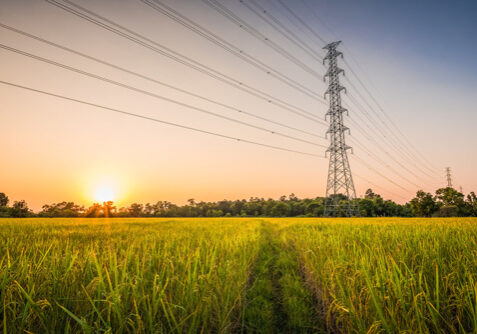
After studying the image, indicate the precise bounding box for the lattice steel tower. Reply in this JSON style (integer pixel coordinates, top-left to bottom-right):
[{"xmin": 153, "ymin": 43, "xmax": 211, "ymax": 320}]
[
  {"xmin": 323, "ymin": 41, "xmax": 359, "ymax": 217},
  {"xmin": 446, "ymin": 167, "xmax": 453, "ymax": 188}
]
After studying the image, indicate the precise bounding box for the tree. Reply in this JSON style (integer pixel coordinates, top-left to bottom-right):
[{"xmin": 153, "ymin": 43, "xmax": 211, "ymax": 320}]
[
  {"xmin": 117, "ymin": 207, "xmax": 130, "ymax": 217},
  {"xmin": 305, "ymin": 200, "xmax": 323, "ymax": 217},
  {"xmin": 19, "ymin": 190, "xmax": 475, "ymax": 218},
  {"xmin": 0, "ymin": 193, "xmax": 9, "ymax": 206},
  {"xmin": 359, "ymin": 198, "xmax": 375, "ymax": 217},
  {"xmin": 382, "ymin": 200, "xmax": 399, "ymax": 217},
  {"xmin": 364, "ymin": 189, "xmax": 377, "ymax": 200},
  {"xmin": 397, "ymin": 203, "xmax": 413, "ymax": 217},
  {"xmin": 288, "ymin": 193, "xmax": 299, "ymax": 202},
  {"xmin": 270, "ymin": 202, "xmax": 291, "ymax": 217},
  {"xmin": 466, "ymin": 192, "xmax": 477, "ymax": 216},
  {"xmin": 243, "ymin": 198, "xmax": 263, "ymax": 216},
  {"xmin": 103, "ymin": 201, "xmax": 116, "ymax": 217},
  {"xmin": 206, "ymin": 209, "xmax": 223, "ymax": 217},
  {"xmin": 410, "ymin": 190, "xmax": 438, "ymax": 217},
  {"xmin": 10, "ymin": 200, "xmax": 31, "ymax": 218},
  {"xmin": 372, "ymin": 196, "xmax": 385, "ymax": 216},
  {"xmin": 0, "ymin": 193, "xmax": 10, "ymax": 217},
  {"xmin": 39, "ymin": 202, "xmax": 84, "ymax": 217},
  {"xmin": 435, "ymin": 187, "xmax": 466, "ymax": 216},
  {"xmin": 437, "ymin": 205, "xmax": 459, "ymax": 217},
  {"xmin": 143, "ymin": 203, "xmax": 155, "ymax": 217},
  {"xmin": 289, "ymin": 200, "xmax": 306, "ymax": 216},
  {"xmin": 230, "ymin": 200, "xmax": 246, "ymax": 216},
  {"xmin": 149, "ymin": 201, "xmax": 173, "ymax": 217},
  {"xmin": 85, "ymin": 203, "xmax": 104, "ymax": 217},
  {"xmin": 128, "ymin": 203, "xmax": 144, "ymax": 217}
]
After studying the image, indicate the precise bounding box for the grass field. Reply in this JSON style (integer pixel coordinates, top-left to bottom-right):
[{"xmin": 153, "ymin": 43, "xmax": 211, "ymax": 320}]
[{"xmin": 1, "ymin": 218, "xmax": 476, "ymax": 333}]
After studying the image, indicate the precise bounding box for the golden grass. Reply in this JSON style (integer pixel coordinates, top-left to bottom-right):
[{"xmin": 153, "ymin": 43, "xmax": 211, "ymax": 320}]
[{"xmin": 1, "ymin": 217, "xmax": 476, "ymax": 333}]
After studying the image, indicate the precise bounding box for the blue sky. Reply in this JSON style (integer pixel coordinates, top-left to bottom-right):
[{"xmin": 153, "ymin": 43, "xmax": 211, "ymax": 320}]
[
  {"xmin": 308, "ymin": 0, "xmax": 477, "ymax": 186},
  {"xmin": 315, "ymin": 0, "xmax": 477, "ymax": 84}
]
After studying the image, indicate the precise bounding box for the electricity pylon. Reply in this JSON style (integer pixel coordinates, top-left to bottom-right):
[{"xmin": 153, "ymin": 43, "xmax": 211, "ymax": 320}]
[
  {"xmin": 446, "ymin": 167, "xmax": 453, "ymax": 188},
  {"xmin": 323, "ymin": 41, "xmax": 359, "ymax": 217}
]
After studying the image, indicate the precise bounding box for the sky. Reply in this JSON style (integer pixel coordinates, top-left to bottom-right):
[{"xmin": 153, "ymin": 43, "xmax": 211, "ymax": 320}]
[{"xmin": 1, "ymin": 0, "xmax": 476, "ymax": 211}]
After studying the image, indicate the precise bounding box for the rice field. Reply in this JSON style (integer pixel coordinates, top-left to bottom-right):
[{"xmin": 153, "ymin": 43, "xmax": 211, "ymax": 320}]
[{"xmin": 0, "ymin": 218, "xmax": 476, "ymax": 333}]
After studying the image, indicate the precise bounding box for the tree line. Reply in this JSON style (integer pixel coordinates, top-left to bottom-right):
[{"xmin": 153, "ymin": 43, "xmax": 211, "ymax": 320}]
[{"xmin": 0, "ymin": 187, "xmax": 476, "ymax": 218}]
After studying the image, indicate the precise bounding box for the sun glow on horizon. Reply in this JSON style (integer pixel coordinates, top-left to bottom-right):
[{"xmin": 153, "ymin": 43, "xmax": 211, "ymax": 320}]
[
  {"xmin": 80, "ymin": 170, "xmax": 129, "ymax": 207},
  {"xmin": 94, "ymin": 186, "xmax": 115, "ymax": 203}
]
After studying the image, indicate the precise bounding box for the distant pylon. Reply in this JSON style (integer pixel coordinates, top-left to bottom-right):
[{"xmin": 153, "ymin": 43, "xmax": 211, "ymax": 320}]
[
  {"xmin": 323, "ymin": 41, "xmax": 359, "ymax": 217},
  {"xmin": 446, "ymin": 167, "xmax": 453, "ymax": 188}
]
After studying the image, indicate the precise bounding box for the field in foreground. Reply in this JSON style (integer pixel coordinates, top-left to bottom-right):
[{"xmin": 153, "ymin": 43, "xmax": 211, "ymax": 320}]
[{"xmin": 0, "ymin": 218, "xmax": 476, "ymax": 333}]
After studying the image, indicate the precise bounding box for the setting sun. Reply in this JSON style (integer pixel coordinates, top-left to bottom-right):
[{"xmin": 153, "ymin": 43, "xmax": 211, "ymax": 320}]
[
  {"xmin": 82, "ymin": 172, "xmax": 127, "ymax": 206},
  {"xmin": 94, "ymin": 186, "xmax": 115, "ymax": 203}
]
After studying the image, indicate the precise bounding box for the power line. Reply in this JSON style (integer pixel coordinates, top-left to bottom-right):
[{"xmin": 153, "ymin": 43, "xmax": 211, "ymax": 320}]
[
  {"xmin": 349, "ymin": 137, "xmax": 422, "ymax": 189},
  {"xmin": 140, "ymin": 0, "xmax": 326, "ymax": 104},
  {"xmin": 346, "ymin": 116, "xmax": 440, "ymax": 188},
  {"xmin": 353, "ymin": 172, "xmax": 409, "ymax": 201},
  {"xmin": 343, "ymin": 92, "xmax": 437, "ymax": 182},
  {"xmin": 0, "ymin": 43, "xmax": 328, "ymax": 149},
  {"xmin": 1, "ymin": 81, "xmax": 411, "ymax": 202},
  {"xmin": 201, "ymin": 0, "xmax": 324, "ymax": 80},
  {"xmin": 342, "ymin": 69, "xmax": 440, "ymax": 176},
  {"xmin": 261, "ymin": 0, "xmax": 326, "ymax": 50},
  {"xmin": 344, "ymin": 98, "xmax": 434, "ymax": 180},
  {"xmin": 340, "ymin": 53, "xmax": 440, "ymax": 174},
  {"xmin": 0, "ymin": 22, "xmax": 325, "ymax": 141},
  {"xmin": 351, "ymin": 155, "xmax": 412, "ymax": 194},
  {"xmin": 344, "ymin": 92, "xmax": 438, "ymax": 180},
  {"xmin": 293, "ymin": 1, "xmax": 439, "ymax": 173},
  {"xmin": 238, "ymin": 0, "xmax": 440, "ymax": 183},
  {"xmin": 280, "ymin": 0, "xmax": 328, "ymax": 45},
  {"xmin": 240, "ymin": 0, "xmax": 323, "ymax": 63},
  {"xmin": 228, "ymin": 0, "xmax": 436, "ymax": 188},
  {"xmin": 274, "ymin": 0, "xmax": 440, "ymax": 174},
  {"xmin": 45, "ymin": 0, "xmax": 326, "ymax": 125},
  {"xmin": 347, "ymin": 116, "xmax": 441, "ymax": 188},
  {"xmin": 325, "ymin": 64, "xmax": 435, "ymax": 180},
  {"xmin": 239, "ymin": 0, "xmax": 433, "ymax": 186},
  {"xmin": 241, "ymin": 0, "xmax": 430, "ymax": 180},
  {"xmin": 0, "ymin": 80, "xmax": 325, "ymax": 159},
  {"xmin": 238, "ymin": 0, "xmax": 437, "ymax": 194},
  {"xmin": 1, "ymin": 0, "xmax": 442, "ymax": 206}
]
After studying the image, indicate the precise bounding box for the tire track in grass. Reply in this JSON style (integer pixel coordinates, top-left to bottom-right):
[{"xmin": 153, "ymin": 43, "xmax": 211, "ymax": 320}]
[
  {"xmin": 292, "ymin": 245, "xmax": 337, "ymax": 334},
  {"xmin": 240, "ymin": 221, "xmax": 325, "ymax": 333}
]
